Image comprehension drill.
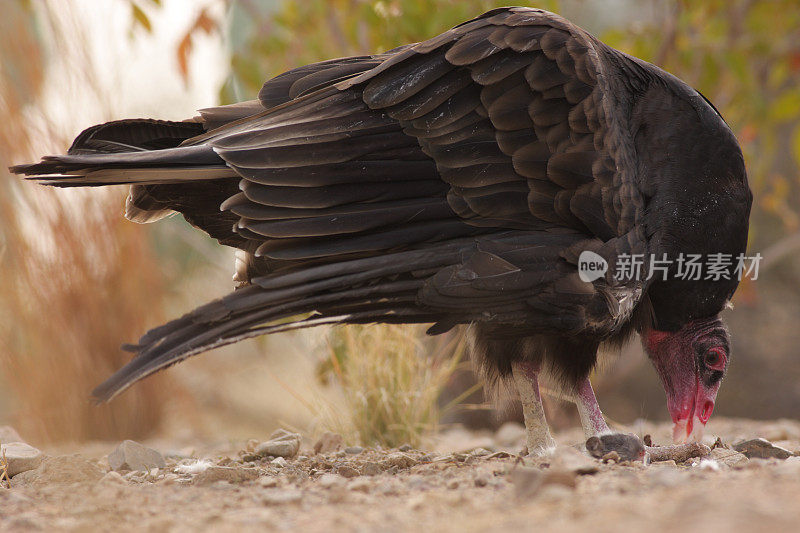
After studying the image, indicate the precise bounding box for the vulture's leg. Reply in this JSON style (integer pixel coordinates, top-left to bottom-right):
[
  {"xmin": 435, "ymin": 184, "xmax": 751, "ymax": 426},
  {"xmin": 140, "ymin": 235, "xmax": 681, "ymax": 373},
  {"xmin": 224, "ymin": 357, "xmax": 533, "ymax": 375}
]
[
  {"xmin": 577, "ymin": 378, "xmax": 648, "ymax": 461},
  {"xmin": 575, "ymin": 377, "xmax": 612, "ymax": 438},
  {"xmin": 512, "ymin": 361, "xmax": 556, "ymax": 456}
]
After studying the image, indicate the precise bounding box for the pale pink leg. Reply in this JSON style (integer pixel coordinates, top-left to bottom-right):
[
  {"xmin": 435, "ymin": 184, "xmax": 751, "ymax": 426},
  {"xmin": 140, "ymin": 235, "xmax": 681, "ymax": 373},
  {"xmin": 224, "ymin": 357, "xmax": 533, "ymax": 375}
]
[
  {"xmin": 512, "ymin": 361, "xmax": 556, "ymax": 456},
  {"xmin": 575, "ymin": 377, "xmax": 612, "ymax": 438}
]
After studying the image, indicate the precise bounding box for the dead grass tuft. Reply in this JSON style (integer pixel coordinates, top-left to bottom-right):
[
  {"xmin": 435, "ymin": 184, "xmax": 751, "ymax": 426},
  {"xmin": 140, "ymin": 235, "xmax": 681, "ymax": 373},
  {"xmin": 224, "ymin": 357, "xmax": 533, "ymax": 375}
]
[
  {"xmin": 0, "ymin": 2, "xmax": 179, "ymax": 443},
  {"xmin": 315, "ymin": 325, "xmax": 472, "ymax": 448}
]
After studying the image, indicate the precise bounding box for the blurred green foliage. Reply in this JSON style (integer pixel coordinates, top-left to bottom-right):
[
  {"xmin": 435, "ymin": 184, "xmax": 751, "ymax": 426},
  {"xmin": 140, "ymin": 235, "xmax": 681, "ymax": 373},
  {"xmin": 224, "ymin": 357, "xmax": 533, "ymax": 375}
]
[
  {"xmin": 220, "ymin": 0, "xmax": 558, "ymax": 103},
  {"xmin": 210, "ymin": 0, "xmax": 800, "ymax": 252},
  {"xmin": 602, "ymin": 0, "xmax": 800, "ymax": 245}
]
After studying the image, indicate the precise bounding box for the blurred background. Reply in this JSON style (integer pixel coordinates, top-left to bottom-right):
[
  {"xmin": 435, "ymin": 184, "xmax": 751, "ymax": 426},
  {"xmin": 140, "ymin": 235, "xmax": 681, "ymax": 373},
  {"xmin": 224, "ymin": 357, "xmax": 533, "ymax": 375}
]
[{"xmin": 1, "ymin": 0, "xmax": 798, "ymax": 447}]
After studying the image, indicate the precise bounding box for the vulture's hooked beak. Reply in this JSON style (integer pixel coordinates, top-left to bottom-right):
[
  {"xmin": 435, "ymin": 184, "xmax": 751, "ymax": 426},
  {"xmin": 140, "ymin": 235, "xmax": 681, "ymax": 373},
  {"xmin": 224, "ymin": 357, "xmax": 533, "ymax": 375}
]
[
  {"xmin": 667, "ymin": 376, "xmax": 716, "ymax": 443},
  {"xmin": 643, "ymin": 320, "xmax": 728, "ymax": 444}
]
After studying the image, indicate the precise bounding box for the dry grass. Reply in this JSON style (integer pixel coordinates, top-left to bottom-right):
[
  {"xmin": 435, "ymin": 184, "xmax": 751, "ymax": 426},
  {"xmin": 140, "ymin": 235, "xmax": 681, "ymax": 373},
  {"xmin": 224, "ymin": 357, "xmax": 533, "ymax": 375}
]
[
  {"xmin": 0, "ymin": 2, "xmax": 178, "ymax": 443},
  {"xmin": 314, "ymin": 325, "xmax": 473, "ymax": 448},
  {"xmin": 0, "ymin": 440, "xmax": 9, "ymax": 487}
]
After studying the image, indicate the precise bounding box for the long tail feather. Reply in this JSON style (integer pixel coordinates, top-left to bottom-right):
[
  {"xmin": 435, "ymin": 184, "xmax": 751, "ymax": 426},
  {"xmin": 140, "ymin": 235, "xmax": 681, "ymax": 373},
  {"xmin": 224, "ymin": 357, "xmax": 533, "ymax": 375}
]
[{"xmin": 90, "ymin": 246, "xmax": 471, "ymax": 401}]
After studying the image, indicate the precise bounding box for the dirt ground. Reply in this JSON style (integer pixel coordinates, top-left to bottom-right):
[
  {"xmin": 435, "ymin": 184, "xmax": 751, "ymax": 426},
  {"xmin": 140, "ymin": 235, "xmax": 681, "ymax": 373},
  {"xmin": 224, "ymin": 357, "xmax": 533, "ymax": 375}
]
[{"xmin": 2, "ymin": 417, "xmax": 800, "ymax": 533}]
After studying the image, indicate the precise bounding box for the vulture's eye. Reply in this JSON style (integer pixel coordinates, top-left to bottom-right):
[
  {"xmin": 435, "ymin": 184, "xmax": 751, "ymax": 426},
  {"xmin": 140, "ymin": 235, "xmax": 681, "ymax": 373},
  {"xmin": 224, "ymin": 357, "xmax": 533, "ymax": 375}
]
[{"xmin": 704, "ymin": 347, "xmax": 726, "ymax": 371}]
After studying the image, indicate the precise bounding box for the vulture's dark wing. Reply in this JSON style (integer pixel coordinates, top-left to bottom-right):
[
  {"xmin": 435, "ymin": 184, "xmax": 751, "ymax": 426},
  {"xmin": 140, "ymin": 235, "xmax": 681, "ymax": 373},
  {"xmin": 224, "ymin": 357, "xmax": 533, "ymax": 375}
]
[
  {"xmin": 91, "ymin": 8, "xmax": 655, "ymax": 400},
  {"xmin": 201, "ymin": 7, "xmax": 649, "ymax": 302}
]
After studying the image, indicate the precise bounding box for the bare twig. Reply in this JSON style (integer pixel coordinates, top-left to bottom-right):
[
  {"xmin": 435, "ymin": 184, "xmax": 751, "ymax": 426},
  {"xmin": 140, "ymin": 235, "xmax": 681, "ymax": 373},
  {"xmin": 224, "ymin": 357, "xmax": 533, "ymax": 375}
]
[{"xmin": 646, "ymin": 442, "xmax": 711, "ymax": 463}]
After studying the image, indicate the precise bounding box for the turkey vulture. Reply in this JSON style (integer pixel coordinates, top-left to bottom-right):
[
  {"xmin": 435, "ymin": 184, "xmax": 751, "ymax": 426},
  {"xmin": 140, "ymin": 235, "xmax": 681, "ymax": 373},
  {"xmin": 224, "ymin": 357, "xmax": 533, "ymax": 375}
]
[{"xmin": 12, "ymin": 7, "xmax": 751, "ymax": 454}]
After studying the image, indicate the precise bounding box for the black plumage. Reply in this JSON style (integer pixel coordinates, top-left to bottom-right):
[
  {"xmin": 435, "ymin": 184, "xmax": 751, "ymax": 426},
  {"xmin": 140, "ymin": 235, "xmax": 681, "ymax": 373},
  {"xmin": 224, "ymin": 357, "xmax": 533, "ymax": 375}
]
[{"xmin": 11, "ymin": 7, "xmax": 751, "ymax": 405}]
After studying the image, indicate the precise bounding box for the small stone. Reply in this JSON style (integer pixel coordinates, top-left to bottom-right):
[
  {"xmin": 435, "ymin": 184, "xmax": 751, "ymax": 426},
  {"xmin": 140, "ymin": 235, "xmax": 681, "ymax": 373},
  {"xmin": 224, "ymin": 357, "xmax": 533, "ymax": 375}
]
[
  {"xmin": 382, "ymin": 452, "xmax": 416, "ymax": 470},
  {"xmin": 98, "ymin": 471, "xmax": 127, "ymax": 486},
  {"xmin": 10, "ymin": 455, "xmax": 102, "ymax": 487},
  {"xmin": 256, "ymin": 431, "xmax": 301, "ymax": 459},
  {"xmin": 261, "ymin": 489, "xmax": 302, "ymax": 505},
  {"xmin": 0, "ymin": 426, "xmax": 23, "ymax": 444},
  {"xmin": 361, "ymin": 462, "xmax": 382, "ymax": 476},
  {"xmin": 245, "ymin": 439, "xmax": 260, "ymax": 453},
  {"xmin": 446, "ymin": 479, "xmax": 459, "ymax": 489},
  {"xmin": 602, "ymin": 450, "xmax": 621, "ymax": 463},
  {"xmin": 313, "ymin": 432, "xmax": 344, "ymax": 455},
  {"xmin": 337, "ymin": 465, "xmax": 360, "ymax": 478},
  {"xmin": 271, "ymin": 457, "xmax": 288, "ymax": 468},
  {"xmin": 194, "ymin": 466, "xmax": 259, "ymax": 485},
  {"xmin": 258, "ymin": 476, "xmax": 279, "ymax": 488},
  {"xmin": 474, "ymin": 474, "xmax": 490, "ymax": 487},
  {"xmin": 470, "ymin": 448, "xmax": 491, "ymax": 457},
  {"xmin": 733, "ymin": 438, "xmax": 793, "ymax": 460},
  {"xmin": 1, "ymin": 442, "xmax": 43, "ymax": 477},
  {"xmin": 495, "ymin": 422, "xmax": 526, "ymax": 447},
  {"xmin": 318, "ymin": 473, "xmax": 345, "ymax": 488},
  {"xmin": 108, "ymin": 440, "xmax": 166, "ymax": 472},
  {"xmin": 650, "ymin": 460, "xmax": 677, "ymax": 468},
  {"xmin": 349, "ymin": 478, "xmax": 372, "ymax": 493},
  {"xmin": 398, "ymin": 444, "xmax": 413, "ymax": 452},
  {"xmin": 708, "ymin": 447, "xmax": 749, "ymax": 468},
  {"xmin": 345, "ymin": 446, "xmax": 364, "ymax": 455}
]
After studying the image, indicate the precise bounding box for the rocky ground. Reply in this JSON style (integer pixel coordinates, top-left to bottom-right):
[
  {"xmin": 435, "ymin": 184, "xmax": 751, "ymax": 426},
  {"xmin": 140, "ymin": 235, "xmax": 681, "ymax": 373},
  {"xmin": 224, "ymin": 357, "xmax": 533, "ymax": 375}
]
[{"xmin": 1, "ymin": 418, "xmax": 800, "ymax": 533}]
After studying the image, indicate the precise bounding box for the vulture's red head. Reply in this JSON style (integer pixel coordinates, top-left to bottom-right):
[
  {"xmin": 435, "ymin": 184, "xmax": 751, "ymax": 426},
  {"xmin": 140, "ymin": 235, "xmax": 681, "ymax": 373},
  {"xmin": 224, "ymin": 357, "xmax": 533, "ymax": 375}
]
[{"xmin": 643, "ymin": 316, "xmax": 729, "ymax": 443}]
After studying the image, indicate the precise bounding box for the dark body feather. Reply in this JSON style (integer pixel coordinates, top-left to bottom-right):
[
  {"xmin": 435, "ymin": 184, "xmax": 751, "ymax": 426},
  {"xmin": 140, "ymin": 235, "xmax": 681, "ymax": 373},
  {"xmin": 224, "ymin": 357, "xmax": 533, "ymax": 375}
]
[{"xmin": 11, "ymin": 7, "xmax": 751, "ymax": 400}]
